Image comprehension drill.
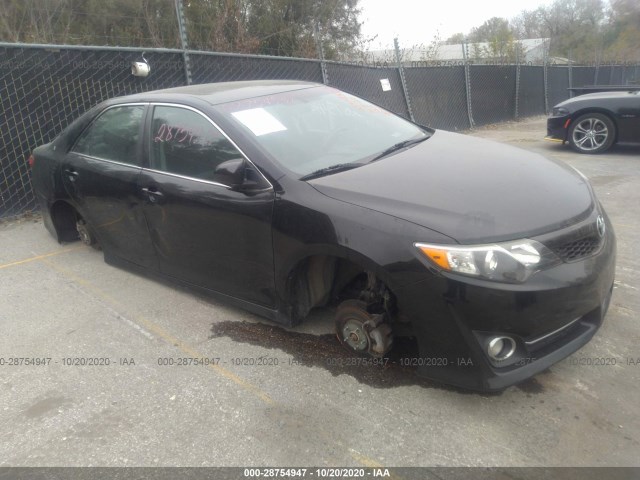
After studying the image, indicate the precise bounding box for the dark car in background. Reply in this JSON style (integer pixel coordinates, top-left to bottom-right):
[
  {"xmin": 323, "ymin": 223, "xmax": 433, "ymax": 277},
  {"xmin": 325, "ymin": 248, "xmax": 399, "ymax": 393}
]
[
  {"xmin": 30, "ymin": 81, "xmax": 616, "ymax": 391},
  {"xmin": 546, "ymin": 90, "xmax": 640, "ymax": 153}
]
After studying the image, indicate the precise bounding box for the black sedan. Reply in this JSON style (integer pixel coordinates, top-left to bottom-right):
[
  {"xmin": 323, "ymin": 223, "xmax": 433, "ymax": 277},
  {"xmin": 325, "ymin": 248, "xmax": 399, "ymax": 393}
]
[
  {"xmin": 31, "ymin": 80, "xmax": 616, "ymax": 391},
  {"xmin": 546, "ymin": 90, "xmax": 640, "ymax": 153}
]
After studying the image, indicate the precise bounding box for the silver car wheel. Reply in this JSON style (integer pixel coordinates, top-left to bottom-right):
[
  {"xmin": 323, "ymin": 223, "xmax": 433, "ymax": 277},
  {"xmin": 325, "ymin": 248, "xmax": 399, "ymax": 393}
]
[{"xmin": 571, "ymin": 117, "xmax": 609, "ymax": 151}]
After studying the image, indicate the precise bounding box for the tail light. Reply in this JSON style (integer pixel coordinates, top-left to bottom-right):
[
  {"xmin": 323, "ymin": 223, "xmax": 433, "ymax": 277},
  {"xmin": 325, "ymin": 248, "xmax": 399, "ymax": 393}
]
[{"xmin": 28, "ymin": 154, "xmax": 35, "ymax": 169}]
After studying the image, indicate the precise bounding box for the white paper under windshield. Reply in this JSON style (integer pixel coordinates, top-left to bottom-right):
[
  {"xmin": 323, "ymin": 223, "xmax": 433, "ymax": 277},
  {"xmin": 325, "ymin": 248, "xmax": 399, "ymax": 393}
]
[{"xmin": 231, "ymin": 108, "xmax": 287, "ymax": 136}]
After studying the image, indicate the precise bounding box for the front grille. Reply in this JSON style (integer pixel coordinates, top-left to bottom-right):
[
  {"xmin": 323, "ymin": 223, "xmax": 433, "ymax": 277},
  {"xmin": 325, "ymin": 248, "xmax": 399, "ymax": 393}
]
[{"xmin": 554, "ymin": 234, "xmax": 602, "ymax": 262}]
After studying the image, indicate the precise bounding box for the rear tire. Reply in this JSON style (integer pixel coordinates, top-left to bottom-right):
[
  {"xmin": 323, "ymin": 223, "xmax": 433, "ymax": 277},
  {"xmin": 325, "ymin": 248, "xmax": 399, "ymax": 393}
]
[{"xmin": 568, "ymin": 113, "xmax": 615, "ymax": 154}]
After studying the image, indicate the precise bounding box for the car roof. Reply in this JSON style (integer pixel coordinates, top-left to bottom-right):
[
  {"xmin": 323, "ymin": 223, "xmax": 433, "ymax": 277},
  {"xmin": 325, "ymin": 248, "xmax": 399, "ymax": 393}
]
[{"xmin": 113, "ymin": 80, "xmax": 322, "ymax": 106}]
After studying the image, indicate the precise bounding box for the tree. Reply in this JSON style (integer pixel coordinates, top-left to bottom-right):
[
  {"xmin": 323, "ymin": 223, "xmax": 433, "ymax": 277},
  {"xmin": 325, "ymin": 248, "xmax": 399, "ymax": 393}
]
[
  {"xmin": 445, "ymin": 32, "xmax": 465, "ymax": 44},
  {"xmin": 465, "ymin": 17, "xmax": 521, "ymax": 63},
  {"xmin": 0, "ymin": 0, "xmax": 74, "ymax": 43},
  {"xmin": 458, "ymin": 0, "xmax": 639, "ymax": 63},
  {"xmin": 512, "ymin": 8, "xmax": 546, "ymax": 39},
  {"xmin": 467, "ymin": 17, "xmax": 512, "ymax": 44},
  {"xmin": 244, "ymin": 0, "xmax": 362, "ymax": 58},
  {"xmin": 539, "ymin": 0, "xmax": 606, "ymax": 61},
  {"xmin": 605, "ymin": 0, "xmax": 640, "ymax": 61},
  {"xmin": 184, "ymin": 0, "xmax": 257, "ymax": 53},
  {"xmin": 0, "ymin": 0, "xmax": 362, "ymax": 59},
  {"xmin": 0, "ymin": 0, "xmax": 181, "ymax": 46}
]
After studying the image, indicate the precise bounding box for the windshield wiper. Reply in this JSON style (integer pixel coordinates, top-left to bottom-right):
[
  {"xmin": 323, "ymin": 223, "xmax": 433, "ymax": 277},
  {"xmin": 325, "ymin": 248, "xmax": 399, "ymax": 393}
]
[
  {"xmin": 368, "ymin": 136, "xmax": 430, "ymax": 163},
  {"xmin": 299, "ymin": 163, "xmax": 363, "ymax": 181}
]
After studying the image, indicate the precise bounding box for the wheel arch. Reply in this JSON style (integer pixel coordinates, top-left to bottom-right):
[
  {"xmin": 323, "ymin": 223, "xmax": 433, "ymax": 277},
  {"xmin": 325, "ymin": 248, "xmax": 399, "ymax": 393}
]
[
  {"xmin": 49, "ymin": 199, "xmax": 80, "ymax": 243},
  {"xmin": 279, "ymin": 245, "xmax": 400, "ymax": 324}
]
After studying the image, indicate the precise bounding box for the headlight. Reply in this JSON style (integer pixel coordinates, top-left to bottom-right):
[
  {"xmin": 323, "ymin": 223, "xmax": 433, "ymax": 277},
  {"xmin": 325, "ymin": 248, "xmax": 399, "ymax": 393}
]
[
  {"xmin": 415, "ymin": 239, "xmax": 560, "ymax": 283},
  {"xmin": 552, "ymin": 107, "xmax": 570, "ymax": 116}
]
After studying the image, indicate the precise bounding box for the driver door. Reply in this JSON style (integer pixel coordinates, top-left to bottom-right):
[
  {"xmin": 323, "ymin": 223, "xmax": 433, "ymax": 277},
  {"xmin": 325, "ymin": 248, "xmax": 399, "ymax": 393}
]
[{"xmin": 137, "ymin": 104, "xmax": 276, "ymax": 307}]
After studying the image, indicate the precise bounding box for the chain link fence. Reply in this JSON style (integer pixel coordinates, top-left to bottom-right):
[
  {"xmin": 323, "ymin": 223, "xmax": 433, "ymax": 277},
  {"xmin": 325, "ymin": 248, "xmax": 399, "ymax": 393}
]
[
  {"xmin": 1, "ymin": 41, "xmax": 639, "ymax": 218},
  {"xmin": 469, "ymin": 65, "xmax": 518, "ymax": 126},
  {"xmin": 0, "ymin": 45, "xmax": 187, "ymax": 217},
  {"xmin": 326, "ymin": 63, "xmax": 409, "ymax": 119},
  {"xmin": 546, "ymin": 67, "xmax": 569, "ymax": 112},
  {"xmin": 189, "ymin": 52, "xmax": 323, "ymax": 84},
  {"xmin": 404, "ymin": 66, "xmax": 469, "ymax": 130}
]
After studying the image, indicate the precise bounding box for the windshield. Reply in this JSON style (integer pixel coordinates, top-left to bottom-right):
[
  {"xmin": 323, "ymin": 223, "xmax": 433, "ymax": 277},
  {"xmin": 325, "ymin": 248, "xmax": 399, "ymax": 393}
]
[{"xmin": 217, "ymin": 86, "xmax": 430, "ymax": 177}]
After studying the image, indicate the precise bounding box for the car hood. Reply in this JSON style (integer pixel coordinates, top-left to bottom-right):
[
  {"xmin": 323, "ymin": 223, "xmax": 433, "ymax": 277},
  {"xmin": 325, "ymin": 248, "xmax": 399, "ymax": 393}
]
[{"xmin": 309, "ymin": 130, "xmax": 594, "ymax": 244}]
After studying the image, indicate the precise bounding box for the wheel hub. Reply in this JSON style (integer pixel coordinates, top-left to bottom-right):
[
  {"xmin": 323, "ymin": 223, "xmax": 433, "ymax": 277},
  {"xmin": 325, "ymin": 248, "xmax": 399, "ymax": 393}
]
[
  {"xmin": 77, "ymin": 221, "xmax": 92, "ymax": 246},
  {"xmin": 335, "ymin": 299, "xmax": 393, "ymax": 357},
  {"xmin": 342, "ymin": 320, "xmax": 369, "ymax": 351}
]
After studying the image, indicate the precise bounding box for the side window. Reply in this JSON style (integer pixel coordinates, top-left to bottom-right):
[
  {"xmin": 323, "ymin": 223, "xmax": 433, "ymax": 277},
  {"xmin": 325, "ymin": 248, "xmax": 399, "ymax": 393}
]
[
  {"xmin": 150, "ymin": 106, "xmax": 244, "ymax": 183},
  {"xmin": 73, "ymin": 105, "xmax": 144, "ymax": 165}
]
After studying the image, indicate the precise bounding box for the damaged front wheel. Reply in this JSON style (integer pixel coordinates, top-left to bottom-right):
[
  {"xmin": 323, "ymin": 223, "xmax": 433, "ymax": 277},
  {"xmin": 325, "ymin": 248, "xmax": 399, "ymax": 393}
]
[{"xmin": 335, "ymin": 299, "xmax": 393, "ymax": 357}]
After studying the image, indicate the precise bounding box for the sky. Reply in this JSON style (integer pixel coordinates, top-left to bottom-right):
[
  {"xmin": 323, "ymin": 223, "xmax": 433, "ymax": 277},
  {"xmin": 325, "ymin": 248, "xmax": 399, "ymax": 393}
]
[{"xmin": 358, "ymin": 0, "xmax": 556, "ymax": 49}]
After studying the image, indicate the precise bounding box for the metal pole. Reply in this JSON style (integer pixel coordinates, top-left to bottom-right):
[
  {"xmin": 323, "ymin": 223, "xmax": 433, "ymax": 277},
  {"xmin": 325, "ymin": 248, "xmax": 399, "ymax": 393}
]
[
  {"xmin": 568, "ymin": 50, "xmax": 573, "ymax": 98},
  {"xmin": 394, "ymin": 37, "xmax": 415, "ymax": 122},
  {"xmin": 175, "ymin": 0, "xmax": 192, "ymax": 85},
  {"xmin": 314, "ymin": 23, "xmax": 329, "ymax": 85},
  {"xmin": 543, "ymin": 39, "xmax": 549, "ymax": 114},
  {"xmin": 514, "ymin": 47, "xmax": 520, "ymax": 120},
  {"xmin": 462, "ymin": 40, "xmax": 474, "ymax": 128}
]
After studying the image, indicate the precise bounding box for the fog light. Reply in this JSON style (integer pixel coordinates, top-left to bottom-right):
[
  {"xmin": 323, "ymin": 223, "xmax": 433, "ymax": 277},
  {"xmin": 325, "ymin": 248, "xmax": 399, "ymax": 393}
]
[{"xmin": 487, "ymin": 336, "xmax": 516, "ymax": 361}]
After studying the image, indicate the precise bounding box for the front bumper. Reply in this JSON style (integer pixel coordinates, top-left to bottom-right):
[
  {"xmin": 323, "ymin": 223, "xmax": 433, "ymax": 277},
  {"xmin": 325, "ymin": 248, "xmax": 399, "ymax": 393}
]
[
  {"xmin": 545, "ymin": 114, "xmax": 572, "ymax": 143},
  {"xmin": 395, "ymin": 213, "xmax": 616, "ymax": 392}
]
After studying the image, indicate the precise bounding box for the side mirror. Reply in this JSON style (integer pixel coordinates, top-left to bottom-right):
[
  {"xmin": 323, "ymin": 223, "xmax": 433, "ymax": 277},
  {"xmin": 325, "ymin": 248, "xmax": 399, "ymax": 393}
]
[{"xmin": 214, "ymin": 158, "xmax": 245, "ymax": 187}]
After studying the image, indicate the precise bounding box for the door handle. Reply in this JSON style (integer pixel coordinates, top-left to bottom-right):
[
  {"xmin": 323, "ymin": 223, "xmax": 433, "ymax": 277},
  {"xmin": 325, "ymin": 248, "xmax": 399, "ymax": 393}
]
[
  {"xmin": 141, "ymin": 187, "xmax": 164, "ymax": 203},
  {"xmin": 64, "ymin": 169, "xmax": 79, "ymax": 182}
]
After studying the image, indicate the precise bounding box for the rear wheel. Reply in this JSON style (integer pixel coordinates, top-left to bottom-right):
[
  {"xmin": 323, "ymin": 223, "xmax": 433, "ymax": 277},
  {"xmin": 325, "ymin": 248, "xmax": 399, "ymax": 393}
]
[
  {"xmin": 76, "ymin": 219, "xmax": 99, "ymax": 249},
  {"xmin": 568, "ymin": 113, "xmax": 615, "ymax": 154}
]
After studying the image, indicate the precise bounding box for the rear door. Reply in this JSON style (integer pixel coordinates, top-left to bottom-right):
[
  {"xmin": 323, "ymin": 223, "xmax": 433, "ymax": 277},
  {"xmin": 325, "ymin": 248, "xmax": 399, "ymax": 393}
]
[
  {"xmin": 137, "ymin": 104, "xmax": 276, "ymax": 307},
  {"xmin": 62, "ymin": 103, "xmax": 158, "ymax": 269}
]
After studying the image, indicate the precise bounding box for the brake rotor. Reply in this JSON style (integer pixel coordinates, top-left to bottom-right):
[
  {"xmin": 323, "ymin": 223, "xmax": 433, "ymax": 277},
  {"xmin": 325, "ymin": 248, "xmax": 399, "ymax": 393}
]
[{"xmin": 335, "ymin": 299, "xmax": 392, "ymax": 357}]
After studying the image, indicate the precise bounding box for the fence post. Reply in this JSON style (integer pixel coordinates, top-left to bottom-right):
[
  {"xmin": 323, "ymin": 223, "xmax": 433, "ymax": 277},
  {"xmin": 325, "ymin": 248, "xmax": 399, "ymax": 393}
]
[
  {"xmin": 393, "ymin": 37, "xmax": 415, "ymax": 122},
  {"xmin": 514, "ymin": 48, "xmax": 521, "ymax": 120},
  {"xmin": 594, "ymin": 62, "xmax": 599, "ymax": 85},
  {"xmin": 462, "ymin": 40, "xmax": 474, "ymax": 128},
  {"xmin": 175, "ymin": 0, "xmax": 192, "ymax": 85},
  {"xmin": 314, "ymin": 23, "xmax": 329, "ymax": 85},
  {"xmin": 568, "ymin": 51, "xmax": 573, "ymax": 98},
  {"xmin": 543, "ymin": 41, "xmax": 549, "ymax": 114}
]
